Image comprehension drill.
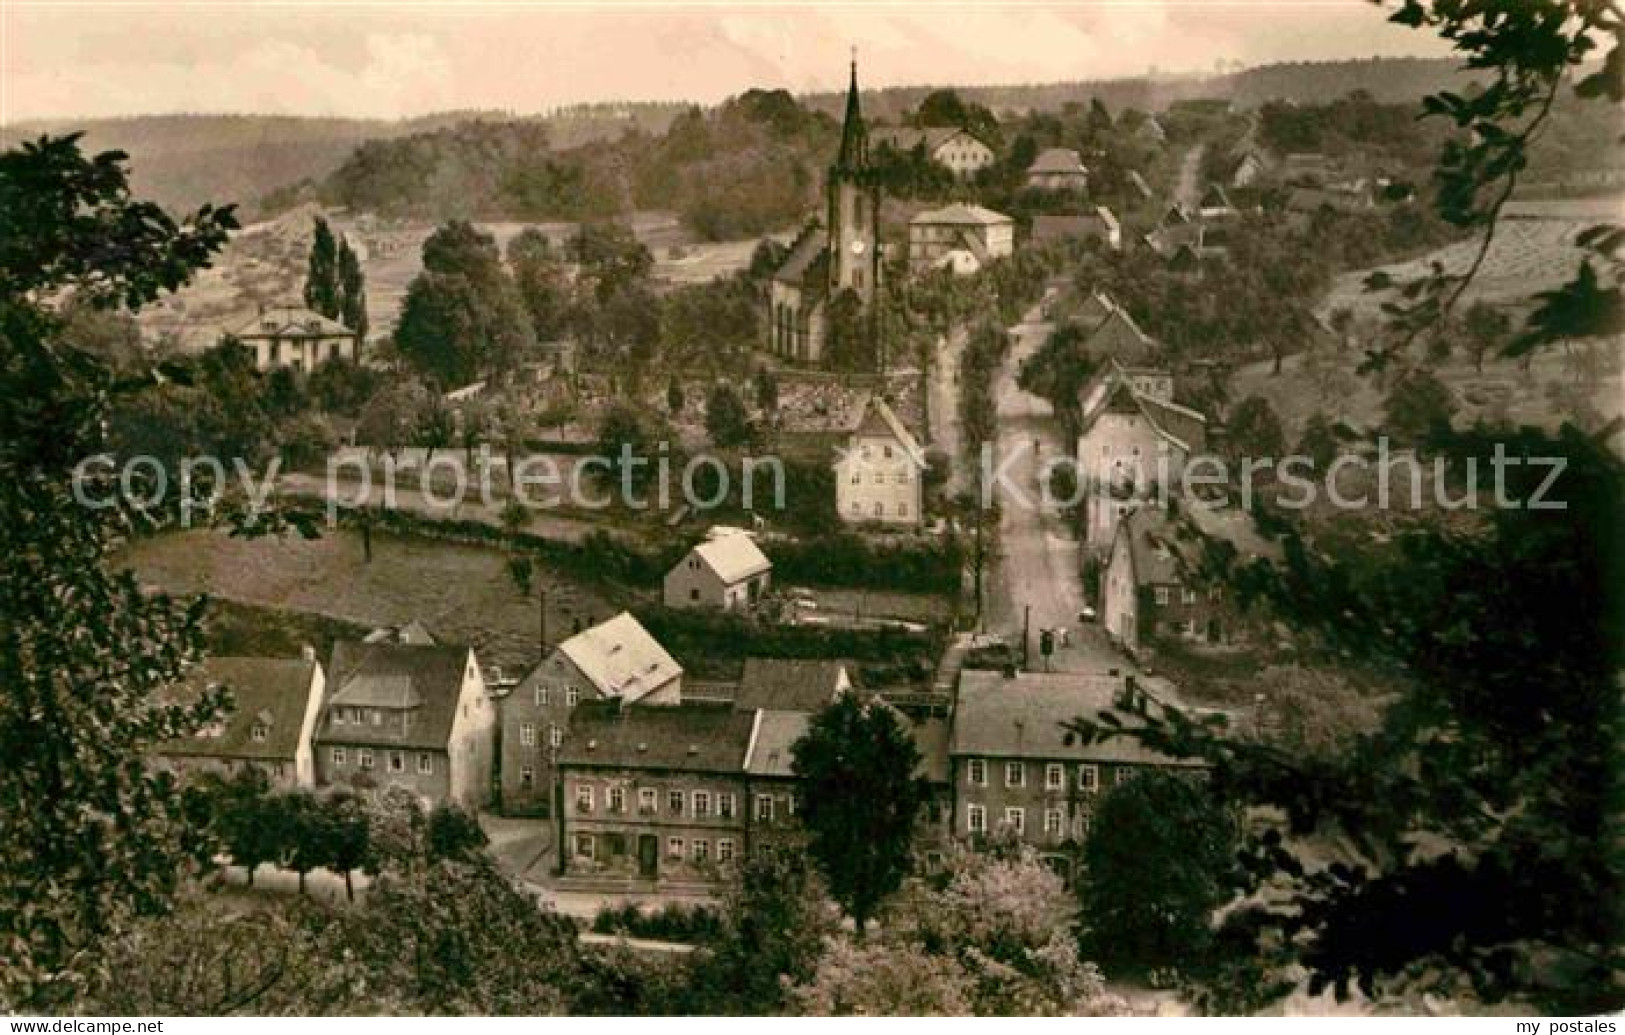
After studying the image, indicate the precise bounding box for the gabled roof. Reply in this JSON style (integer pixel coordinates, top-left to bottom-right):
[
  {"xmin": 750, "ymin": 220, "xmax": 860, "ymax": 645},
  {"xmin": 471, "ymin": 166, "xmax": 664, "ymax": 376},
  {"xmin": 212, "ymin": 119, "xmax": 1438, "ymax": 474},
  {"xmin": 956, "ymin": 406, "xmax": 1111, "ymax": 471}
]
[
  {"xmin": 1117, "ymin": 505, "xmax": 1181, "ymax": 587},
  {"xmin": 159, "ymin": 656, "xmax": 318, "ymax": 762},
  {"xmin": 323, "ymin": 641, "xmax": 473, "ymax": 750},
  {"xmin": 363, "ymin": 619, "xmax": 437, "ymax": 645},
  {"xmin": 687, "ymin": 530, "xmax": 772, "ymax": 587},
  {"xmin": 872, "ymin": 126, "xmax": 986, "ymax": 155},
  {"xmin": 1028, "ymin": 148, "xmax": 1088, "ymax": 176},
  {"xmin": 845, "ymin": 395, "xmax": 926, "ymax": 468},
  {"xmin": 1074, "ymin": 289, "xmax": 1120, "ymax": 330},
  {"xmin": 735, "ymin": 658, "xmax": 849, "ymax": 713},
  {"xmin": 773, "ymin": 223, "xmax": 829, "ymax": 289},
  {"xmin": 910, "ymin": 203, "xmax": 1013, "ymax": 228},
  {"xmin": 1031, "ymin": 207, "xmax": 1119, "ymax": 244},
  {"xmin": 743, "ymin": 709, "xmax": 811, "ymax": 778},
  {"xmin": 556, "ymin": 611, "xmax": 682, "ymax": 704},
  {"xmin": 1078, "ymin": 360, "xmax": 1206, "ymax": 455},
  {"xmin": 1200, "ymin": 184, "xmax": 1236, "ymax": 212},
  {"xmin": 951, "ymin": 669, "xmax": 1204, "ymax": 767},
  {"xmin": 234, "ymin": 305, "xmax": 353, "ymax": 340},
  {"xmin": 561, "ymin": 700, "xmax": 754, "ymax": 773},
  {"xmin": 1084, "ymin": 305, "xmax": 1159, "ymax": 365}
]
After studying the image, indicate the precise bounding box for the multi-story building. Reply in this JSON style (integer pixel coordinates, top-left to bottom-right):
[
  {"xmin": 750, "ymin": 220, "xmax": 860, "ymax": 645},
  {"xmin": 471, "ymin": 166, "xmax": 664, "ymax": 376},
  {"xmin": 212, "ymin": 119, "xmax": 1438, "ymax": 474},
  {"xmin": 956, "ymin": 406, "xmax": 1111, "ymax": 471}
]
[
  {"xmin": 152, "ymin": 652, "xmax": 326, "ymax": 790},
  {"xmin": 949, "ymin": 668, "xmax": 1205, "ymax": 883},
  {"xmin": 313, "ymin": 641, "xmax": 494, "ymax": 810},
  {"xmin": 231, "ymin": 305, "xmax": 358, "ymax": 372},
  {"xmin": 834, "ymin": 395, "xmax": 926, "ymax": 527},
  {"xmin": 907, "ymin": 203, "xmax": 1015, "ymax": 276},
  {"xmin": 871, "ymin": 126, "xmax": 996, "ymax": 180},
  {"xmin": 499, "ymin": 611, "xmax": 682, "ymax": 815},
  {"xmin": 768, "ymin": 60, "xmax": 884, "ymax": 365}
]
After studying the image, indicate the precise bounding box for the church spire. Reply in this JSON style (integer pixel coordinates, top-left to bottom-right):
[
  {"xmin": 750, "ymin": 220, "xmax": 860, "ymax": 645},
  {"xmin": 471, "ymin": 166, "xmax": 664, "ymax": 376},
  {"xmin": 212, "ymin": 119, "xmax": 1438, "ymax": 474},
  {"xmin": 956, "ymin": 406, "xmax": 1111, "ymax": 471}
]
[{"xmin": 835, "ymin": 48, "xmax": 867, "ymax": 172}]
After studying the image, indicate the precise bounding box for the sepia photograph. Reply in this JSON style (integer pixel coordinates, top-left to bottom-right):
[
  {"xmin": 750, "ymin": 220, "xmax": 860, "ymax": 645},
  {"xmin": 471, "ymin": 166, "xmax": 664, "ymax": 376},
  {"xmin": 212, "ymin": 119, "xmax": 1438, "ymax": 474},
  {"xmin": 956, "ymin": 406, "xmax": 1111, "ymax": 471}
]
[{"xmin": 0, "ymin": 0, "xmax": 1621, "ymax": 1021}]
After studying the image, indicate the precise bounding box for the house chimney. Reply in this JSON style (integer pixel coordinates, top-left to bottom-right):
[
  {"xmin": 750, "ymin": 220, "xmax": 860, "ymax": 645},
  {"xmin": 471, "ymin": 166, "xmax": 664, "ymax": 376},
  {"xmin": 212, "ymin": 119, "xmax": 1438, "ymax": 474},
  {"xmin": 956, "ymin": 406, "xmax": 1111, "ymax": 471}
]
[{"xmin": 300, "ymin": 644, "xmax": 316, "ymax": 663}]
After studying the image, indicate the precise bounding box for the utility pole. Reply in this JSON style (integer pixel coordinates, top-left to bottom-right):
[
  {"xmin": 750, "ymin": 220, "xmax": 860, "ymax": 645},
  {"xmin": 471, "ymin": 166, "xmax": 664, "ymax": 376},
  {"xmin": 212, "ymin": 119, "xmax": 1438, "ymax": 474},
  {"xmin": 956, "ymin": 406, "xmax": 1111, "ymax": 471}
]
[
  {"xmin": 1022, "ymin": 604, "xmax": 1031, "ymax": 670},
  {"xmin": 538, "ymin": 584, "xmax": 548, "ymax": 655}
]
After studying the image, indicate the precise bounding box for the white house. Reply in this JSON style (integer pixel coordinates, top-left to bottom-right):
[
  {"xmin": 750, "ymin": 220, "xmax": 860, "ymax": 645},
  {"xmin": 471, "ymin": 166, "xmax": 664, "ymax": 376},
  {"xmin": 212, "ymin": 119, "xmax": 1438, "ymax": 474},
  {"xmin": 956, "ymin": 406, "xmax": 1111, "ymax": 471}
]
[
  {"xmin": 663, "ymin": 529, "xmax": 773, "ymax": 611},
  {"xmin": 151, "ymin": 653, "xmax": 327, "ymax": 790},
  {"xmin": 907, "ymin": 203, "xmax": 1015, "ymax": 276},
  {"xmin": 1026, "ymin": 148, "xmax": 1090, "ymax": 191},
  {"xmin": 232, "ymin": 305, "xmax": 358, "ymax": 372},
  {"xmin": 871, "ymin": 126, "xmax": 997, "ymax": 179},
  {"xmin": 835, "ymin": 396, "xmax": 926, "ymax": 526}
]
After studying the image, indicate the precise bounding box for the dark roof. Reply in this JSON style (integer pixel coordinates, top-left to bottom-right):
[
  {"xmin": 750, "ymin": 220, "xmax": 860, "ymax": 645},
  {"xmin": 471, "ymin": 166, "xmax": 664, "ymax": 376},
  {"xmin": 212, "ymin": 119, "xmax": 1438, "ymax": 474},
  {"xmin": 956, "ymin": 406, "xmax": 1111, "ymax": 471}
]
[
  {"xmin": 1119, "ymin": 505, "xmax": 1181, "ymax": 586},
  {"xmin": 774, "ymin": 225, "xmax": 830, "ymax": 290},
  {"xmin": 559, "ymin": 700, "xmax": 755, "ymax": 774},
  {"xmin": 321, "ymin": 641, "xmax": 473, "ymax": 750},
  {"xmin": 159, "ymin": 657, "xmax": 319, "ymax": 762},
  {"xmin": 909, "ymin": 715, "xmax": 951, "ymax": 785},
  {"xmin": 735, "ymin": 658, "xmax": 849, "ymax": 713},
  {"xmin": 1028, "ymin": 147, "xmax": 1088, "ymax": 175},
  {"xmin": 744, "ymin": 709, "xmax": 811, "ymax": 778},
  {"xmin": 952, "ymin": 669, "xmax": 1204, "ymax": 767}
]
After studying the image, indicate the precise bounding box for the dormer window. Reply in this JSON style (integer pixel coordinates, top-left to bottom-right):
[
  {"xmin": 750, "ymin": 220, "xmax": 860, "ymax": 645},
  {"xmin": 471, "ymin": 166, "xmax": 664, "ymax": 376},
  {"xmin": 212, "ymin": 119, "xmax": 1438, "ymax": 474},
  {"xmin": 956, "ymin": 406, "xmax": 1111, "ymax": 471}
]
[{"xmin": 250, "ymin": 723, "xmax": 268, "ymax": 743}]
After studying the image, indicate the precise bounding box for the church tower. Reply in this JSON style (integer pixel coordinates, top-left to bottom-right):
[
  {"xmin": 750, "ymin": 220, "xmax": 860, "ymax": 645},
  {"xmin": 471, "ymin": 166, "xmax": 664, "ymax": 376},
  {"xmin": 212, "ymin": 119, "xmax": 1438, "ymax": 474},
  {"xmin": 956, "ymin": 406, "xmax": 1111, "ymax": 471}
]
[{"xmin": 826, "ymin": 56, "xmax": 882, "ymax": 308}]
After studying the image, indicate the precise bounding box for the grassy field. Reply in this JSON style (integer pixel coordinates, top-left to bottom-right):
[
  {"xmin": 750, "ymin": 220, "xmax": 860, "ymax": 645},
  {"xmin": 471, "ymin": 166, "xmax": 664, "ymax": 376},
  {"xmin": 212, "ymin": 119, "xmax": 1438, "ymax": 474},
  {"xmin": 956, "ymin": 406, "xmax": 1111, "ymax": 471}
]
[{"xmin": 121, "ymin": 527, "xmax": 618, "ymax": 673}]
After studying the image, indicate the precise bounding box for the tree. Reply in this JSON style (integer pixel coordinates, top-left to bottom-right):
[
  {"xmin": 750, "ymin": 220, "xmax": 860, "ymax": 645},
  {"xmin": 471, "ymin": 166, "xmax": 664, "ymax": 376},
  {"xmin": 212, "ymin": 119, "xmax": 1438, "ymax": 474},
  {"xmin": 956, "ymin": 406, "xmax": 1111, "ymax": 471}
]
[
  {"xmin": 0, "ymin": 133, "xmax": 237, "ymax": 1009},
  {"xmin": 508, "ymin": 226, "xmax": 571, "ymax": 342},
  {"xmin": 1081, "ymin": 770, "xmax": 1239, "ymax": 974},
  {"xmin": 303, "ymin": 216, "xmax": 340, "ymax": 319},
  {"xmin": 594, "ymin": 404, "xmax": 667, "ymax": 500},
  {"xmin": 1247, "ymin": 664, "xmax": 1386, "ymax": 765},
  {"xmin": 754, "ymin": 365, "xmax": 778, "ymax": 413},
  {"xmin": 788, "ymin": 938, "xmax": 973, "ymax": 1016},
  {"xmin": 1224, "ymin": 395, "xmax": 1286, "ymax": 463},
  {"xmin": 824, "ymin": 288, "xmax": 871, "ymax": 372},
  {"xmin": 1462, "ymin": 301, "xmax": 1510, "ymax": 372},
  {"xmin": 791, "ymin": 697, "xmax": 929, "ymax": 937},
  {"xmin": 1297, "ymin": 411, "xmax": 1340, "ymax": 471},
  {"xmin": 278, "ymin": 790, "xmax": 325, "ymax": 896},
  {"xmin": 308, "ymin": 354, "xmax": 377, "ymax": 415},
  {"xmin": 704, "ymin": 382, "xmax": 753, "ymax": 449},
  {"xmin": 690, "ymin": 851, "xmax": 836, "ymax": 1014},
  {"xmin": 219, "ymin": 774, "xmax": 286, "ymax": 889},
  {"xmin": 324, "ymin": 792, "xmax": 371, "ymax": 903},
  {"xmin": 427, "ymin": 803, "xmax": 489, "ymax": 862},
  {"xmin": 395, "ymin": 221, "xmax": 535, "ymax": 386},
  {"xmin": 357, "ymin": 378, "xmax": 430, "ymax": 459},
  {"xmin": 1382, "ymin": 368, "xmax": 1456, "ymax": 445},
  {"xmin": 337, "ymin": 235, "xmax": 369, "ymax": 341}
]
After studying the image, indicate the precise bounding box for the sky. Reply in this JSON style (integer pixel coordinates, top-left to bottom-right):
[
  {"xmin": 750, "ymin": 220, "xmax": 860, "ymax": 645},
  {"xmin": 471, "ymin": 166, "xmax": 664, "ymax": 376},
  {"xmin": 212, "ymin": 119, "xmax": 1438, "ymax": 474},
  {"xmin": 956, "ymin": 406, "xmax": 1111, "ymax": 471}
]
[{"xmin": 1, "ymin": 1, "xmax": 1456, "ymax": 123}]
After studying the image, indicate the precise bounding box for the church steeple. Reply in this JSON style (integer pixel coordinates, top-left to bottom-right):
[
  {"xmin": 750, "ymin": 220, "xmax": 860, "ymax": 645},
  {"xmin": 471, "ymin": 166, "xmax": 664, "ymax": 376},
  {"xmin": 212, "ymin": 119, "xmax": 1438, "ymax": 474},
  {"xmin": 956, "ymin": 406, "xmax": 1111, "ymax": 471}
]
[{"xmin": 835, "ymin": 49, "xmax": 868, "ymax": 172}]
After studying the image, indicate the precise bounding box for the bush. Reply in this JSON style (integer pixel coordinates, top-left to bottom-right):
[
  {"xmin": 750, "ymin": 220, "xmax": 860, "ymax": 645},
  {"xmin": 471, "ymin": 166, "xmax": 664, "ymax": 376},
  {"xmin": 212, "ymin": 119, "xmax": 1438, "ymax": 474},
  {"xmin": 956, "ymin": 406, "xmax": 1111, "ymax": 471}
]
[{"xmin": 589, "ymin": 901, "xmax": 724, "ymax": 943}]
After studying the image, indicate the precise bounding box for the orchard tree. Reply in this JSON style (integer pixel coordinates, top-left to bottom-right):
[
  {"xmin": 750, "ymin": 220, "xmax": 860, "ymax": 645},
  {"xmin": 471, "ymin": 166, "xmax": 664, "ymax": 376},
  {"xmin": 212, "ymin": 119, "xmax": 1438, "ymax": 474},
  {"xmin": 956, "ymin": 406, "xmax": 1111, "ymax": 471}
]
[
  {"xmin": 705, "ymin": 382, "xmax": 754, "ymax": 448},
  {"xmin": 791, "ymin": 696, "xmax": 929, "ymax": 937},
  {"xmin": 1382, "ymin": 368, "xmax": 1457, "ymax": 446},
  {"xmin": 1224, "ymin": 395, "xmax": 1287, "ymax": 464},
  {"xmin": 0, "ymin": 134, "xmax": 239, "ymax": 1008}
]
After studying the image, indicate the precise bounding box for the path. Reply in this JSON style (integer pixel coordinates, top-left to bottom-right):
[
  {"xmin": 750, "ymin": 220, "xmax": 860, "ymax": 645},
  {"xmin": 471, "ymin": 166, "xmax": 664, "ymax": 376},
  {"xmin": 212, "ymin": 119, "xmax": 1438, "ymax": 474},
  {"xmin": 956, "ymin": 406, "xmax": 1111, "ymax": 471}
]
[
  {"xmin": 927, "ymin": 325, "xmax": 969, "ymax": 497},
  {"xmin": 983, "ymin": 301, "xmax": 1124, "ymax": 674},
  {"xmin": 1174, "ymin": 142, "xmax": 1206, "ymax": 210}
]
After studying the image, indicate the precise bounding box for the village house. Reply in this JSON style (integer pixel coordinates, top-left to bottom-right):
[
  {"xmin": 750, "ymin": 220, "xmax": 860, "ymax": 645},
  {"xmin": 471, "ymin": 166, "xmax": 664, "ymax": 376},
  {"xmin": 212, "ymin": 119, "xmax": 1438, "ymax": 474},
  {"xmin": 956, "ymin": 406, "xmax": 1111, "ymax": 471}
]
[
  {"xmin": 871, "ymin": 125, "xmax": 996, "ymax": 179},
  {"xmin": 734, "ymin": 658, "xmax": 852, "ymax": 713},
  {"xmin": 557, "ymin": 700, "xmax": 756, "ymax": 885},
  {"xmin": 662, "ymin": 528, "xmax": 773, "ymax": 611},
  {"xmin": 834, "ymin": 395, "xmax": 926, "ymax": 526},
  {"xmin": 1078, "ymin": 295, "xmax": 1161, "ymax": 367},
  {"xmin": 1282, "ymin": 151, "xmax": 1336, "ymax": 185},
  {"xmin": 906, "ymin": 203, "xmax": 1015, "ymax": 276},
  {"xmin": 1102, "ymin": 502, "xmax": 1279, "ymax": 655},
  {"xmin": 231, "ymin": 305, "xmax": 358, "ymax": 372},
  {"xmin": 949, "ymin": 668, "xmax": 1205, "ymax": 883},
  {"xmin": 151, "ymin": 653, "xmax": 326, "ymax": 790},
  {"xmin": 1031, "ymin": 208, "xmax": 1122, "ymax": 251},
  {"xmin": 314, "ymin": 640, "xmax": 494, "ymax": 810},
  {"xmin": 1284, "ymin": 182, "xmax": 1377, "ymax": 230},
  {"xmin": 1025, "ymin": 148, "xmax": 1090, "ymax": 191},
  {"xmin": 1075, "ymin": 358, "xmax": 1208, "ymax": 553},
  {"xmin": 768, "ymin": 60, "xmax": 883, "ymax": 365},
  {"xmin": 1230, "ymin": 148, "xmax": 1273, "ymax": 189},
  {"xmin": 499, "ymin": 611, "xmax": 683, "ymax": 815}
]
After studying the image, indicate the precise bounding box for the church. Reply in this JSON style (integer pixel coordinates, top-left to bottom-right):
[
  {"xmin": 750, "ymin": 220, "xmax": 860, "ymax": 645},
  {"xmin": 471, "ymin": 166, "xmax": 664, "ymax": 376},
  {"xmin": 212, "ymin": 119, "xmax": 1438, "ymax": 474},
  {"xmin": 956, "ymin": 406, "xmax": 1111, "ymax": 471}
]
[{"xmin": 766, "ymin": 59, "xmax": 883, "ymax": 365}]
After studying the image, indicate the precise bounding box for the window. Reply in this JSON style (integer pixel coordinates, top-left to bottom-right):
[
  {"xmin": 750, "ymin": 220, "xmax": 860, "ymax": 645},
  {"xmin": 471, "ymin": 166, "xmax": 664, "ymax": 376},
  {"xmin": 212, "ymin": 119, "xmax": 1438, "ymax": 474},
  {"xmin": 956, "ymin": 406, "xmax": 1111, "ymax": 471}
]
[
  {"xmin": 668, "ymin": 789, "xmax": 685, "ymax": 815},
  {"xmin": 883, "ymin": 445, "xmax": 893, "ymax": 459},
  {"xmin": 693, "ymin": 790, "xmax": 711, "ymax": 818},
  {"xmin": 575, "ymin": 785, "xmax": 593, "ymax": 813},
  {"xmin": 898, "ymin": 503, "xmax": 908, "ymax": 517},
  {"xmin": 1074, "ymin": 812, "xmax": 1093, "ymax": 840},
  {"xmin": 756, "ymin": 794, "xmax": 775, "ymax": 822},
  {"xmin": 692, "ymin": 839, "xmax": 710, "ymax": 864},
  {"xmin": 331, "ymin": 747, "xmax": 346, "ymax": 766},
  {"xmin": 689, "ymin": 588, "xmax": 699, "ymax": 601},
  {"xmin": 718, "ymin": 793, "xmax": 735, "ymax": 819},
  {"xmin": 250, "ymin": 723, "xmax": 268, "ymax": 742},
  {"xmin": 1078, "ymin": 764, "xmax": 1100, "ymax": 792},
  {"xmin": 1155, "ymin": 587, "xmax": 1171, "ymax": 606},
  {"xmin": 549, "ymin": 725, "xmax": 563, "ymax": 748},
  {"xmin": 358, "ymin": 749, "xmax": 374, "ymax": 771},
  {"xmin": 1045, "ymin": 808, "xmax": 1064, "ymax": 838},
  {"xmin": 667, "ymin": 837, "xmax": 684, "ymax": 859},
  {"xmin": 1004, "ymin": 807, "xmax": 1026, "ymax": 835},
  {"xmin": 1045, "ymin": 763, "xmax": 1065, "ymax": 790},
  {"xmin": 575, "ymin": 833, "xmax": 595, "ymax": 860},
  {"xmin": 534, "ymin": 686, "xmax": 549, "ymax": 706},
  {"xmin": 639, "ymin": 788, "xmax": 658, "ymax": 814},
  {"xmin": 1005, "ymin": 761, "xmax": 1025, "ymax": 788},
  {"xmin": 520, "ymin": 723, "xmax": 536, "ymax": 747},
  {"xmin": 873, "ymin": 501, "xmax": 883, "ymax": 516},
  {"xmin": 333, "ymin": 709, "xmax": 346, "ymax": 725},
  {"xmin": 608, "ymin": 786, "xmax": 626, "ymax": 814},
  {"xmin": 967, "ymin": 758, "xmax": 987, "ymax": 786},
  {"xmin": 520, "ymin": 766, "xmax": 534, "ymax": 789},
  {"xmin": 895, "ymin": 472, "xmax": 908, "ymax": 484},
  {"xmin": 388, "ymin": 751, "xmax": 405, "ymax": 773},
  {"xmin": 417, "ymin": 753, "xmax": 433, "ymax": 775},
  {"xmin": 1182, "ymin": 587, "xmax": 1198, "ymax": 605},
  {"xmin": 967, "ymin": 804, "xmax": 986, "ymax": 834},
  {"xmin": 718, "ymin": 839, "xmax": 735, "ymax": 863},
  {"xmin": 370, "ymin": 710, "xmax": 382, "ymax": 726}
]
